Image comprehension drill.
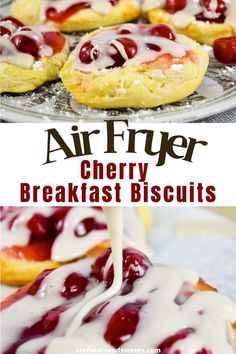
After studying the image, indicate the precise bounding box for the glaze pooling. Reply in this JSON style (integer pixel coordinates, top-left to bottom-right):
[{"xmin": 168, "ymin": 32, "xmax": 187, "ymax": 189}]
[
  {"xmin": 1, "ymin": 256, "xmax": 236, "ymax": 354},
  {"xmin": 0, "ymin": 18, "xmax": 62, "ymax": 68},
  {"xmin": 74, "ymin": 23, "xmax": 196, "ymax": 72}
]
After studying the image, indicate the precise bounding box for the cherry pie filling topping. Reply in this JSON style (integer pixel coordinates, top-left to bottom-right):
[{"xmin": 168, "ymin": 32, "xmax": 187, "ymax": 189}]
[
  {"xmin": 0, "ymin": 17, "xmax": 65, "ymax": 68},
  {"xmin": 43, "ymin": 0, "xmax": 119, "ymax": 23},
  {"xmin": 1, "ymin": 206, "xmax": 107, "ymax": 262},
  {"xmin": 1, "ymin": 249, "xmax": 235, "ymax": 354},
  {"xmin": 75, "ymin": 23, "xmax": 195, "ymax": 72}
]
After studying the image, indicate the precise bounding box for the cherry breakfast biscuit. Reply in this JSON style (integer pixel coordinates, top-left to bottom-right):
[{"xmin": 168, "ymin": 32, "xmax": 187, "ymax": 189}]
[
  {"xmin": 143, "ymin": 0, "xmax": 235, "ymax": 45},
  {"xmin": 60, "ymin": 23, "xmax": 209, "ymax": 109},
  {"xmin": 11, "ymin": 0, "xmax": 141, "ymax": 32},
  {"xmin": 1, "ymin": 248, "xmax": 236, "ymax": 354},
  {"xmin": 0, "ymin": 206, "xmax": 151, "ymax": 286},
  {"xmin": 0, "ymin": 17, "xmax": 69, "ymax": 93}
]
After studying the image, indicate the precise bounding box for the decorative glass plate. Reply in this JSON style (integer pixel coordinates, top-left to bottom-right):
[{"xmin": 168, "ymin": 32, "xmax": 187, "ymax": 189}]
[{"xmin": 1, "ymin": 0, "xmax": 236, "ymax": 122}]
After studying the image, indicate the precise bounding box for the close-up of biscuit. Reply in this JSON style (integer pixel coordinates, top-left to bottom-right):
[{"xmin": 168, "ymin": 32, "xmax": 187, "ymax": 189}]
[
  {"xmin": 0, "ymin": 206, "xmax": 151, "ymax": 285},
  {"xmin": 60, "ymin": 24, "xmax": 209, "ymax": 109},
  {"xmin": 11, "ymin": 0, "xmax": 141, "ymax": 32},
  {"xmin": 146, "ymin": 8, "xmax": 234, "ymax": 46},
  {"xmin": 143, "ymin": 0, "xmax": 235, "ymax": 45},
  {"xmin": 0, "ymin": 17, "xmax": 69, "ymax": 93}
]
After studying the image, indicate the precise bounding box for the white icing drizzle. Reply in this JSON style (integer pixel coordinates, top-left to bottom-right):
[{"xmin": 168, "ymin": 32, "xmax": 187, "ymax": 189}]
[
  {"xmin": 41, "ymin": 0, "xmax": 114, "ymax": 21},
  {"xmin": 0, "ymin": 207, "xmax": 149, "ymax": 262},
  {"xmin": 0, "ymin": 37, "xmax": 34, "ymax": 68},
  {"xmin": 1, "ymin": 259, "xmax": 236, "ymax": 354},
  {"xmin": 74, "ymin": 24, "xmax": 196, "ymax": 72},
  {"xmin": 0, "ymin": 22, "xmax": 60, "ymax": 68},
  {"xmin": 0, "ymin": 21, "xmax": 18, "ymax": 35},
  {"xmin": 0, "ymin": 207, "xmax": 53, "ymax": 249},
  {"xmin": 65, "ymin": 207, "xmax": 123, "ymax": 336},
  {"xmin": 143, "ymin": 0, "xmax": 236, "ymax": 32}
]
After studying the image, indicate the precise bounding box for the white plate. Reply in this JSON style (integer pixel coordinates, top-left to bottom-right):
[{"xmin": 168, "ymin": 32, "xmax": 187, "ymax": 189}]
[
  {"xmin": 1, "ymin": 207, "xmax": 236, "ymax": 302},
  {"xmin": 1, "ymin": 0, "xmax": 236, "ymax": 122}
]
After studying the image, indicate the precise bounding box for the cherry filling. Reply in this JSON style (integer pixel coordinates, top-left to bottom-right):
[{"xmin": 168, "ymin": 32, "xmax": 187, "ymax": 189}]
[
  {"xmin": 163, "ymin": 0, "xmax": 227, "ymax": 22},
  {"xmin": 0, "ymin": 17, "xmax": 65, "ymax": 60},
  {"xmin": 92, "ymin": 247, "xmax": 151, "ymax": 288},
  {"xmin": 196, "ymin": 0, "xmax": 227, "ymax": 22},
  {"xmin": 164, "ymin": 0, "xmax": 187, "ymax": 14},
  {"xmin": 61, "ymin": 272, "xmax": 88, "ymax": 299},
  {"xmin": 157, "ymin": 328, "xmax": 195, "ymax": 353},
  {"xmin": 78, "ymin": 24, "xmax": 177, "ymax": 69},
  {"xmin": 46, "ymin": 0, "xmax": 119, "ymax": 23},
  {"xmin": 74, "ymin": 217, "xmax": 107, "ymax": 237},
  {"xmin": 213, "ymin": 36, "xmax": 236, "ymax": 64},
  {"xmin": 0, "ymin": 17, "xmax": 24, "ymax": 36},
  {"xmin": 104, "ymin": 301, "xmax": 146, "ymax": 348}
]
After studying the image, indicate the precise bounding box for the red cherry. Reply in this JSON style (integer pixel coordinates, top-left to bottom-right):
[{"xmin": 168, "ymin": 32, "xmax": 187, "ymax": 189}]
[
  {"xmin": 79, "ymin": 41, "xmax": 100, "ymax": 64},
  {"xmin": 146, "ymin": 43, "xmax": 161, "ymax": 52},
  {"xmin": 50, "ymin": 207, "xmax": 71, "ymax": 234},
  {"xmin": 27, "ymin": 269, "xmax": 54, "ymax": 296},
  {"xmin": 11, "ymin": 34, "xmax": 39, "ymax": 58},
  {"xmin": 27, "ymin": 214, "xmax": 48, "ymax": 239},
  {"xmin": 74, "ymin": 217, "xmax": 107, "ymax": 237},
  {"xmin": 38, "ymin": 348, "xmax": 46, "ymax": 354},
  {"xmin": 46, "ymin": 3, "xmax": 90, "ymax": 23},
  {"xmin": 158, "ymin": 328, "xmax": 194, "ymax": 353},
  {"xmin": 195, "ymin": 12, "xmax": 225, "ymax": 22},
  {"xmin": 109, "ymin": 37, "xmax": 137, "ymax": 68},
  {"xmin": 195, "ymin": 350, "xmax": 212, "ymax": 354},
  {"xmin": 0, "ymin": 26, "xmax": 11, "ymax": 36},
  {"xmin": 92, "ymin": 247, "xmax": 151, "ymax": 287},
  {"xmin": 0, "ymin": 16, "xmax": 24, "ymax": 35},
  {"xmin": 213, "ymin": 36, "xmax": 236, "ymax": 64},
  {"xmin": 61, "ymin": 272, "xmax": 88, "ymax": 299},
  {"xmin": 43, "ymin": 31, "xmax": 65, "ymax": 53},
  {"xmin": 164, "ymin": 0, "xmax": 187, "ymax": 14},
  {"xmin": 150, "ymin": 24, "xmax": 176, "ymax": 40},
  {"xmin": 117, "ymin": 29, "xmax": 132, "ymax": 35},
  {"xmin": 104, "ymin": 301, "xmax": 146, "ymax": 348},
  {"xmin": 1, "ymin": 16, "xmax": 24, "ymax": 28}
]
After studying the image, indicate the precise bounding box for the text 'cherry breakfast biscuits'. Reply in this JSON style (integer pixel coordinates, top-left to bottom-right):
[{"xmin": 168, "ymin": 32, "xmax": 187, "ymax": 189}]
[
  {"xmin": 60, "ymin": 23, "xmax": 209, "ymax": 109},
  {"xmin": 0, "ymin": 206, "xmax": 151, "ymax": 286},
  {"xmin": 1, "ymin": 249, "xmax": 236, "ymax": 354},
  {"xmin": 11, "ymin": 0, "xmax": 141, "ymax": 32},
  {"xmin": 143, "ymin": 0, "xmax": 236, "ymax": 45},
  {"xmin": 0, "ymin": 17, "xmax": 69, "ymax": 93}
]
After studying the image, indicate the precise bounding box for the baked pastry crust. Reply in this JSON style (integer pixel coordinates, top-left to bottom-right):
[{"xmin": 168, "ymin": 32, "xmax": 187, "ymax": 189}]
[
  {"xmin": 11, "ymin": 0, "xmax": 141, "ymax": 32},
  {"xmin": 0, "ymin": 207, "xmax": 151, "ymax": 286},
  {"xmin": 147, "ymin": 8, "xmax": 234, "ymax": 46},
  {"xmin": 0, "ymin": 44, "xmax": 69, "ymax": 93},
  {"xmin": 60, "ymin": 27, "xmax": 209, "ymax": 109}
]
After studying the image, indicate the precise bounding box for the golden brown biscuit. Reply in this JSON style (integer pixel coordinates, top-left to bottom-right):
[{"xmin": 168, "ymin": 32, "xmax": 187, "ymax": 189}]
[
  {"xmin": 60, "ymin": 23, "xmax": 209, "ymax": 109},
  {"xmin": 1, "ymin": 207, "xmax": 151, "ymax": 286},
  {"xmin": 0, "ymin": 17, "xmax": 69, "ymax": 93},
  {"xmin": 144, "ymin": 0, "xmax": 234, "ymax": 45},
  {"xmin": 11, "ymin": 0, "xmax": 141, "ymax": 32}
]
